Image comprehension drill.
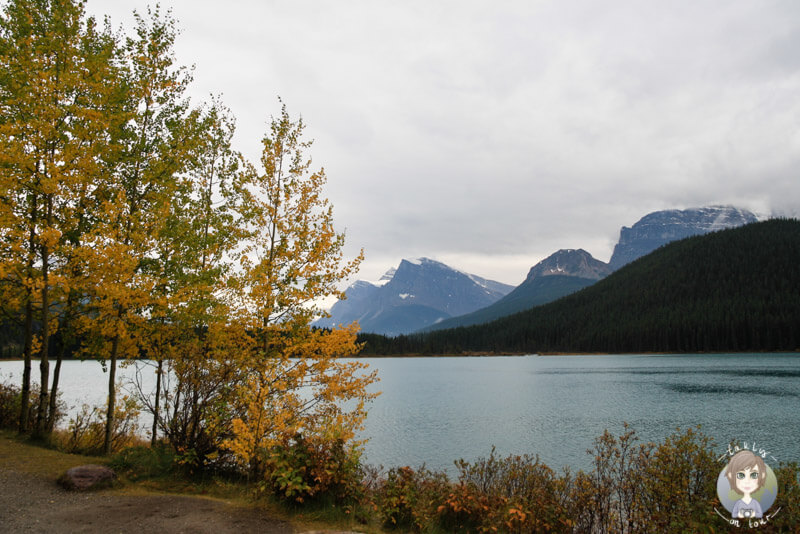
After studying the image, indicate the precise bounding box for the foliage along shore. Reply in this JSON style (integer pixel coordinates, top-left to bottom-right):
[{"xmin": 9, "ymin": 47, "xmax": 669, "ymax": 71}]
[{"xmin": 3, "ymin": 399, "xmax": 800, "ymax": 533}]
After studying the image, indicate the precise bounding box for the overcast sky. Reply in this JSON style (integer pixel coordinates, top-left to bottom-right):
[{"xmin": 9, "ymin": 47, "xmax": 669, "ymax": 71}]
[{"xmin": 86, "ymin": 0, "xmax": 800, "ymax": 286}]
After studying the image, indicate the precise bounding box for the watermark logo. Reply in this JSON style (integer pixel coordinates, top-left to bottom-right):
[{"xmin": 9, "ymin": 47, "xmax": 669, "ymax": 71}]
[{"xmin": 715, "ymin": 442, "xmax": 781, "ymax": 528}]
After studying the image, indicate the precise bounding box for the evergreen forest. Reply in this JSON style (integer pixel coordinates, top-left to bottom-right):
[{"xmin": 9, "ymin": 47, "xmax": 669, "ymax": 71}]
[{"xmin": 359, "ymin": 219, "xmax": 800, "ymax": 355}]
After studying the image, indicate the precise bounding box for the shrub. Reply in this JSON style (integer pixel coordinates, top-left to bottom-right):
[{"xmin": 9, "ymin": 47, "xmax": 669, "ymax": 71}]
[
  {"xmin": 764, "ymin": 462, "xmax": 800, "ymax": 532},
  {"xmin": 439, "ymin": 448, "xmax": 573, "ymax": 533},
  {"xmin": 630, "ymin": 426, "xmax": 718, "ymax": 531},
  {"xmin": 374, "ymin": 465, "xmax": 450, "ymax": 531},
  {"xmin": 109, "ymin": 444, "xmax": 176, "ymax": 481},
  {"xmin": 565, "ymin": 425, "xmax": 720, "ymax": 533},
  {"xmin": 0, "ymin": 382, "xmax": 23, "ymax": 430},
  {"xmin": 264, "ymin": 433, "xmax": 365, "ymax": 506},
  {"xmin": 50, "ymin": 395, "xmax": 142, "ymax": 455},
  {"xmin": 563, "ymin": 468, "xmax": 601, "ymax": 533},
  {"xmin": 436, "ymin": 479, "xmax": 494, "ymax": 533},
  {"xmin": 0, "ymin": 381, "xmax": 64, "ymax": 432}
]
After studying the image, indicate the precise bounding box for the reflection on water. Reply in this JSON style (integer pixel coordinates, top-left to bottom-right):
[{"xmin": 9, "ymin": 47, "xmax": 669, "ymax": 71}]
[
  {"xmin": 2, "ymin": 353, "xmax": 799, "ymax": 473},
  {"xmin": 538, "ymin": 368, "xmax": 800, "ymax": 377},
  {"xmin": 663, "ymin": 383, "xmax": 799, "ymax": 397}
]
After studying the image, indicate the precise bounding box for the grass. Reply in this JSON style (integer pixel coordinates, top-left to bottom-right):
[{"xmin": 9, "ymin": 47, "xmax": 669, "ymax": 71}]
[
  {"xmin": 0, "ymin": 429, "xmax": 108, "ymax": 480},
  {"xmin": 0, "ymin": 429, "xmax": 375, "ymax": 533}
]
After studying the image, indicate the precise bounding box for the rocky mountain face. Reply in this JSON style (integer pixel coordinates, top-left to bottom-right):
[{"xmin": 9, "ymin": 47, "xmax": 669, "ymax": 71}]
[
  {"xmin": 424, "ymin": 249, "xmax": 609, "ymax": 331},
  {"xmin": 314, "ymin": 258, "xmax": 513, "ymax": 336},
  {"xmin": 426, "ymin": 207, "xmax": 760, "ymax": 332},
  {"xmin": 608, "ymin": 206, "xmax": 758, "ymax": 270},
  {"xmin": 525, "ymin": 248, "xmax": 612, "ymax": 281},
  {"xmin": 319, "ymin": 206, "xmax": 761, "ymax": 337}
]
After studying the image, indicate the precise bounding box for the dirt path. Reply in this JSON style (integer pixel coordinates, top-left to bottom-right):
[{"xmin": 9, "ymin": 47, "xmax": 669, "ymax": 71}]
[{"xmin": 0, "ymin": 467, "xmax": 295, "ymax": 534}]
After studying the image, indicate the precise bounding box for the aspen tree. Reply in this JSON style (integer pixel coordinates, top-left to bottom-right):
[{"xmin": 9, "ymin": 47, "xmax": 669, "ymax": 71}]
[
  {"xmin": 0, "ymin": 0, "xmax": 120, "ymax": 434},
  {"xmin": 223, "ymin": 102, "xmax": 376, "ymax": 476},
  {"xmin": 139, "ymin": 99, "xmax": 243, "ymax": 447},
  {"xmin": 78, "ymin": 6, "xmax": 194, "ymax": 453}
]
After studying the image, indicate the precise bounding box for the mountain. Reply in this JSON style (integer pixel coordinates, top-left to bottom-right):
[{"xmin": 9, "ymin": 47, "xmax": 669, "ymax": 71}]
[
  {"xmin": 324, "ymin": 206, "xmax": 759, "ymax": 337},
  {"xmin": 428, "ymin": 206, "xmax": 757, "ymax": 332},
  {"xmin": 608, "ymin": 206, "xmax": 758, "ymax": 270},
  {"xmin": 360, "ymin": 219, "xmax": 800, "ymax": 355},
  {"xmin": 424, "ymin": 249, "xmax": 610, "ymax": 331},
  {"xmin": 524, "ymin": 248, "xmax": 611, "ymax": 280},
  {"xmin": 314, "ymin": 258, "xmax": 513, "ymax": 336}
]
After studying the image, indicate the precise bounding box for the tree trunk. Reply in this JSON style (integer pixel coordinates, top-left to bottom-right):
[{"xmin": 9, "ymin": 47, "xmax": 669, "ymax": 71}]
[
  {"xmin": 104, "ymin": 331, "xmax": 119, "ymax": 455},
  {"xmin": 19, "ymin": 297, "xmax": 33, "ymax": 434},
  {"xmin": 48, "ymin": 292, "xmax": 75, "ymax": 432},
  {"xmin": 34, "ymin": 242, "xmax": 50, "ymax": 438},
  {"xmin": 151, "ymin": 358, "xmax": 163, "ymax": 446},
  {"xmin": 19, "ymin": 194, "xmax": 37, "ymax": 434},
  {"xmin": 170, "ymin": 382, "xmax": 182, "ymax": 444},
  {"xmin": 47, "ymin": 335, "xmax": 66, "ymax": 433}
]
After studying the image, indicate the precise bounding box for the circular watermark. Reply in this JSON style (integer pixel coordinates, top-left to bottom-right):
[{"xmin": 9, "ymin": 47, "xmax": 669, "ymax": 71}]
[{"xmin": 715, "ymin": 443, "xmax": 781, "ymax": 528}]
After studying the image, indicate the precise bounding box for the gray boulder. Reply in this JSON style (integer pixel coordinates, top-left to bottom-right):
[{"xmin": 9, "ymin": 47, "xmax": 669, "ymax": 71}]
[{"xmin": 58, "ymin": 464, "xmax": 116, "ymax": 491}]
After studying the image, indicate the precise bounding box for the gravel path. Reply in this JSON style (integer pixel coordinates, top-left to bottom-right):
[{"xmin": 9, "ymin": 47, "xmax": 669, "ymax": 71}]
[{"xmin": 0, "ymin": 468, "xmax": 294, "ymax": 534}]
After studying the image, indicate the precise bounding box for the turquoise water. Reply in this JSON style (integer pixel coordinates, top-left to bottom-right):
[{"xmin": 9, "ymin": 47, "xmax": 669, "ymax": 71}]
[
  {"xmin": 3, "ymin": 354, "xmax": 799, "ymax": 473},
  {"xmin": 356, "ymin": 354, "xmax": 800, "ymax": 472}
]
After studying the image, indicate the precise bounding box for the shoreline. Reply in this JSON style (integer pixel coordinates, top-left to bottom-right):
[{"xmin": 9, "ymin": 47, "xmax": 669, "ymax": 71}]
[
  {"xmin": 3, "ymin": 349, "xmax": 800, "ymax": 363},
  {"xmin": 352, "ymin": 349, "xmax": 800, "ymax": 358}
]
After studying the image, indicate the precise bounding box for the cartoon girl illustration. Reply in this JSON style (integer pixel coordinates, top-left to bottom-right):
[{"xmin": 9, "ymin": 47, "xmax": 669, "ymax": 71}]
[{"xmin": 725, "ymin": 450, "xmax": 767, "ymax": 518}]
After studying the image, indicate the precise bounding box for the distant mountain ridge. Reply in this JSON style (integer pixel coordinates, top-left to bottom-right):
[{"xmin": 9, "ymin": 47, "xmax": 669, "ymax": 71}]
[
  {"xmin": 526, "ymin": 248, "xmax": 611, "ymax": 280},
  {"xmin": 321, "ymin": 205, "xmax": 761, "ymax": 337},
  {"xmin": 314, "ymin": 257, "xmax": 513, "ymax": 336},
  {"xmin": 360, "ymin": 218, "xmax": 800, "ymax": 354},
  {"xmin": 424, "ymin": 249, "xmax": 609, "ymax": 331},
  {"xmin": 608, "ymin": 206, "xmax": 758, "ymax": 270},
  {"xmin": 424, "ymin": 207, "xmax": 757, "ymax": 332}
]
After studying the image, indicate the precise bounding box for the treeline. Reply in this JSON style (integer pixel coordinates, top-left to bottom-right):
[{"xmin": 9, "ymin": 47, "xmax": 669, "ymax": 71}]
[
  {"xmin": 359, "ymin": 219, "xmax": 800, "ymax": 355},
  {"xmin": 0, "ymin": 316, "xmax": 78, "ymax": 360}
]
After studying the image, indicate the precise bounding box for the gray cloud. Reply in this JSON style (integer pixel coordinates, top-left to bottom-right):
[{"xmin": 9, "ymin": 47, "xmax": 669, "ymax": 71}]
[{"xmin": 87, "ymin": 0, "xmax": 800, "ymax": 285}]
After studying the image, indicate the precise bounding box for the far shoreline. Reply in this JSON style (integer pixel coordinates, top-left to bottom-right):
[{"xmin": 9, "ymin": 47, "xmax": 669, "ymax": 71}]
[
  {"xmin": 2, "ymin": 349, "xmax": 799, "ymax": 363},
  {"xmin": 353, "ymin": 349, "xmax": 800, "ymax": 358}
]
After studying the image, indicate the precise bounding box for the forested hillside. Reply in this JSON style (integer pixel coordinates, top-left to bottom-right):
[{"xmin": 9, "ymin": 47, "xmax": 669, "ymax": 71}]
[
  {"xmin": 360, "ymin": 219, "xmax": 800, "ymax": 354},
  {"xmin": 421, "ymin": 275, "xmax": 597, "ymax": 331}
]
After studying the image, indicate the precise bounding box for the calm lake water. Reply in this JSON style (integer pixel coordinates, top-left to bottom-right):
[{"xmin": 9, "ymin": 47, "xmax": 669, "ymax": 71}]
[{"xmin": 2, "ymin": 353, "xmax": 799, "ymax": 473}]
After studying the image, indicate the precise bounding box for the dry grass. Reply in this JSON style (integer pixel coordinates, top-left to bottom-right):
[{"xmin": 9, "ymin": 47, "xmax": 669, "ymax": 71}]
[
  {"xmin": 0, "ymin": 430, "xmax": 372, "ymax": 533},
  {"xmin": 0, "ymin": 429, "xmax": 107, "ymax": 481}
]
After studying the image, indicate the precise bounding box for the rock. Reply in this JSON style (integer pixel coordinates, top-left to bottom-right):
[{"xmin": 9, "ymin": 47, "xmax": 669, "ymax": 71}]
[
  {"xmin": 608, "ymin": 206, "xmax": 758, "ymax": 270},
  {"xmin": 58, "ymin": 464, "xmax": 116, "ymax": 491},
  {"xmin": 525, "ymin": 249, "xmax": 611, "ymax": 281}
]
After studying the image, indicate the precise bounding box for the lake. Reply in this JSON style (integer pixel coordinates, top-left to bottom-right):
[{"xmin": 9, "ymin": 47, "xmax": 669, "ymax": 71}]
[{"xmin": 2, "ymin": 353, "xmax": 799, "ymax": 473}]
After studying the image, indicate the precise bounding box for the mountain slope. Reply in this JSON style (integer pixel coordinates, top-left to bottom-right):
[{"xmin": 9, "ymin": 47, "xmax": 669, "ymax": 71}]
[
  {"xmin": 608, "ymin": 206, "xmax": 758, "ymax": 270},
  {"xmin": 424, "ymin": 249, "xmax": 609, "ymax": 331},
  {"xmin": 425, "ymin": 206, "xmax": 755, "ymax": 332},
  {"xmin": 315, "ymin": 258, "xmax": 513, "ymax": 336},
  {"xmin": 361, "ymin": 219, "xmax": 800, "ymax": 354}
]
